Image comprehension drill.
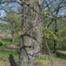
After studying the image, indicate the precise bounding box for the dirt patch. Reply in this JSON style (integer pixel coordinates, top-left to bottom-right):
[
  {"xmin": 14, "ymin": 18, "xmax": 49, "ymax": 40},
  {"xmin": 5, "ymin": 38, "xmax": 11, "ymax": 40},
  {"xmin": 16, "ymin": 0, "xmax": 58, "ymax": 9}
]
[{"xmin": 0, "ymin": 58, "xmax": 10, "ymax": 66}]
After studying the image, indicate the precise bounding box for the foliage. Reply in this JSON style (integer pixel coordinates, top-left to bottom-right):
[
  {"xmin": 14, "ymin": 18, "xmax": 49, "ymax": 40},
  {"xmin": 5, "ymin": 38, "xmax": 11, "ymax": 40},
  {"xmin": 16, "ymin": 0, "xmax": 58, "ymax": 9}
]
[
  {"xmin": 6, "ymin": 11, "xmax": 21, "ymax": 33},
  {"xmin": 5, "ymin": 11, "xmax": 21, "ymax": 44}
]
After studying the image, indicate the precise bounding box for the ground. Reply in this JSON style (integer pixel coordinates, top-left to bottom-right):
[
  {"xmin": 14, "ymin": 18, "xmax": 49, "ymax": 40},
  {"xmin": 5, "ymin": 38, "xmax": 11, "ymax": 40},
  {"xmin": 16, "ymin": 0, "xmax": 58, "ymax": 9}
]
[
  {"xmin": 0, "ymin": 55, "xmax": 66, "ymax": 66},
  {"xmin": 0, "ymin": 47, "xmax": 66, "ymax": 66}
]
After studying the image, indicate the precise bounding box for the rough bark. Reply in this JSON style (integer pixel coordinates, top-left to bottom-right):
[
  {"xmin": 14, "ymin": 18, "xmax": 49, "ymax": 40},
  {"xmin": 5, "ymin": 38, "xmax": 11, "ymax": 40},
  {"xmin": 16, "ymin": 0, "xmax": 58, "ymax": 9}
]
[{"xmin": 19, "ymin": 0, "xmax": 43, "ymax": 66}]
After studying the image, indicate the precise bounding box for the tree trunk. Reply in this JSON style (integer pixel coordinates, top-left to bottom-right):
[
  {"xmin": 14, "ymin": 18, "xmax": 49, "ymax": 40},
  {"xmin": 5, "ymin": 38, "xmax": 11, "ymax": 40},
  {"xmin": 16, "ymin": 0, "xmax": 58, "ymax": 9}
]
[
  {"xmin": 53, "ymin": 19, "xmax": 57, "ymax": 53},
  {"xmin": 19, "ymin": 0, "xmax": 43, "ymax": 66}
]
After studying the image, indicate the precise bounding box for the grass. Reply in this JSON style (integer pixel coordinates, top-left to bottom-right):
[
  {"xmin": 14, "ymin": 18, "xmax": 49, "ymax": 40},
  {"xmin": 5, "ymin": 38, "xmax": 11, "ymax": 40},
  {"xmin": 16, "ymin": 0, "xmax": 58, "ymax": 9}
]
[
  {"xmin": 0, "ymin": 39, "xmax": 12, "ymax": 46},
  {"xmin": 0, "ymin": 38, "xmax": 66, "ymax": 66},
  {"xmin": 0, "ymin": 49, "xmax": 18, "ymax": 66},
  {"xmin": 0, "ymin": 49, "xmax": 18, "ymax": 58},
  {"xmin": 56, "ymin": 50, "xmax": 66, "ymax": 59},
  {"xmin": 0, "ymin": 38, "xmax": 19, "ymax": 59},
  {"xmin": 34, "ymin": 54, "xmax": 66, "ymax": 66},
  {"xmin": 35, "ymin": 55, "xmax": 49, "ymax": 66},
  {"xmin": 0, "ymin": 49, "xmax": 66, "ymax": 66},
  {"xmin": 0, "ymin": 48, "xmax": 66, "ymax": 59}
]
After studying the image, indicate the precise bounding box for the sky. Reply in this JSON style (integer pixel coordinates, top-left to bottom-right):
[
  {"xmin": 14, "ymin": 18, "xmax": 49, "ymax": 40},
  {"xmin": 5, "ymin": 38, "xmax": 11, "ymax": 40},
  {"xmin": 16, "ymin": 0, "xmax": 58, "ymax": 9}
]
[
  {"xmin": 0, "ymin": 0, "xmax": 66, "ymax": 17},
  {"xmin": 0, "ymin": 1, "xmax": 21, "ymax": 17},
  {"xmin": 43, "ymin": 0, "xmax": 66, "ymax": 17},
  {"xmin": 0, "ymin": 10, "xmax": 6, "ymax": 17}
]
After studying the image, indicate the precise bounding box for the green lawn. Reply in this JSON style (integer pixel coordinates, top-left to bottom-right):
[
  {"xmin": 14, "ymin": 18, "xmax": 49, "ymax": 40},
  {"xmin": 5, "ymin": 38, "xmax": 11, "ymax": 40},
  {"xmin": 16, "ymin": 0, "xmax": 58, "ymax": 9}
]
[{"xmin": 0, "ymin": 49, "xmax": 18, "ymax": 58}]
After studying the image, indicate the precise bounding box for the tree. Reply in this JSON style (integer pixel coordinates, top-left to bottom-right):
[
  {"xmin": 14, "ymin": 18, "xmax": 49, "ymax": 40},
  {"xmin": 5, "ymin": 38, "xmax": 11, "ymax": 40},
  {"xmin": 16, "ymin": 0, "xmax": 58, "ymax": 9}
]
[
  {"xmin": 19, "ymin": 0, "xmax": 43, "ymax": 66},
  {"xmin": 0, "ymin": 0, "xmax": 66, "ymax": 66},
  {"xmin": 5, "ymin": 11, "xmax": 21, "ymax": 44}
]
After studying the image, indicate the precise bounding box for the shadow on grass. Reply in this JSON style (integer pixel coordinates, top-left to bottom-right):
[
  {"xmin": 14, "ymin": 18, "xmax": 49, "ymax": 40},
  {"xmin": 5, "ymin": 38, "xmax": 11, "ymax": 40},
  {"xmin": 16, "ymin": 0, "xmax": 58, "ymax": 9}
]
[
  {"xmin": 56, "ymin": 52, "xmax": 66, "ymax": 59},
  {"xmin": 56, "ymin": 55, "xmax": 66, "ymax": 60},
  {"xmin": 9, "ymin": 54, "xmax": 18, "ymax": 66}
]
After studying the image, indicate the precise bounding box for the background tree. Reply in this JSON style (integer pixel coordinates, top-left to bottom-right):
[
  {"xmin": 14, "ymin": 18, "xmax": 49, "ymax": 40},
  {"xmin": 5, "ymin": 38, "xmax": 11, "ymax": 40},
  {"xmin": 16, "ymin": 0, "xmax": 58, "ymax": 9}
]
[{"xmin": 5, "ymin": 11, "xmax": 21, "ymax": 44}]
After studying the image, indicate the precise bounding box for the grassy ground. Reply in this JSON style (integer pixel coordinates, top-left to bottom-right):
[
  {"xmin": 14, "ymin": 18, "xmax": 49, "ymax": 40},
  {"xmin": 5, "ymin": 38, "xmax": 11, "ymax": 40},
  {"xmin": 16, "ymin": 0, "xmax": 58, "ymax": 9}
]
[
  {"xmin": 0, "ymin": 39, "xmax": 66, "ymax": 66},
  {"xmin": 0, "ymin": 51, "xmax": 66, "ymax": 66},
  {"xmin": 0, "ymin": 50, "xmax": 18, "ymax": 58},
  {"xmin": 35, "ymin": 54, "xmax": 66, "ymax": 66},
  {"xmin": 0, "ymin": 49, "xmax": 19, "ymax": 66},
  {"xmin": 0, "ymin": 47, "xmax": 66, "ymax": 66}
]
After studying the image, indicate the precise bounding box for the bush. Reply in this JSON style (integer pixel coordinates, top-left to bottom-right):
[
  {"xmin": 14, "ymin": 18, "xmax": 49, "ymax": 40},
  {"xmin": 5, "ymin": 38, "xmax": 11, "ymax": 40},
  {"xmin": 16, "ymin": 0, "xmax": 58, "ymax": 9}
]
[{"xmin": 0, "ymin": 41, "xmax": 3, "ymax": 46}]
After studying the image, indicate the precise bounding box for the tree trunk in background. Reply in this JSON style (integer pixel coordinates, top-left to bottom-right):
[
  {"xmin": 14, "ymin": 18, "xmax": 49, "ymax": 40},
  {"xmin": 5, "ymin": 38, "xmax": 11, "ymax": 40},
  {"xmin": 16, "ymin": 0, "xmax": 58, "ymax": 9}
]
[
  {"xmin": 53, "ymin": 19, "xmax": 57, "ymax": 53},
  {"xmin": 19, "ymin": 0, "xmax": 43, "ymax": 66}
]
